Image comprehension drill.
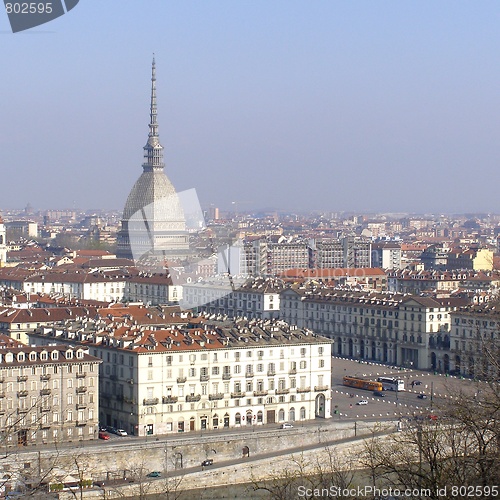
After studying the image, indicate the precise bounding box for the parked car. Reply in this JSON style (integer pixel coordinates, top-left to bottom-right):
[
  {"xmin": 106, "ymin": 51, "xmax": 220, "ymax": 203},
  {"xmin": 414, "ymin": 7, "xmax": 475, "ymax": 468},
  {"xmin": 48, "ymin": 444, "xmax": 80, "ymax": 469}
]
[
  {"xmin": 106, "ymin": 426, "xmax": 117, "ymax": 434},
  {"xmin": 417, "ymin": 394, "xmax": 427, "ymax": 399},
  {"xmin": 356, "ymin": 400, "xmax": 368, "ymax": 405},
  {"xmin": 413, "ymin": 380, "xmax": 422, "ymax": 386},
  {"xmin": 146, "ymin": 471, "xmax": 161, "ymax": 478},
  {"xmin": 201, "ymin": 459, "xmax": 214, "ymax": 467},
  {"xmin": 373, "ymin": 391, "xmax": 385, "ymax": 397},
  {"xmin": 280, "ymin": 422, "xmax": 293, "ymax": 429},
  {"xmin": 115, "ymin": 429, "xmax": 128, "ymax": 436},
  {"xmin": 98, "ymin": 432, "xmax": 110, "ymax": 440}
]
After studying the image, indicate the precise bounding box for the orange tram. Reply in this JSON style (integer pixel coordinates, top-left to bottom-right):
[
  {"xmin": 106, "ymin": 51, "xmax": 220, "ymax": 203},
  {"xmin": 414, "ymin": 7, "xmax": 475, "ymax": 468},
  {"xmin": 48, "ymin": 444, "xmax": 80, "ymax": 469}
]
[{"xmin": 343, "ymin": 376, "xmax": 383, "ymax": 392}]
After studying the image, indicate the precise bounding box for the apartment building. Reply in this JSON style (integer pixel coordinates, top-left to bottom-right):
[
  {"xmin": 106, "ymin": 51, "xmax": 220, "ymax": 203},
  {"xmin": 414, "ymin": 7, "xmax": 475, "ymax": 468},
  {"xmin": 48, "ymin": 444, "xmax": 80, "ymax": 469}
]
[
  {"xmin": 421, "ymin": 244, "xmax": 494, "ymax": 271},
  {"xmin": 387, "ymin": 269, "xmax": 500, "ymax": 295},
  {"xmin": 446, "ymin": 304, "xmax": 500, "ymax": 378},
  {"xmin": 310, "ymin": 237, "xmax": 372, "ymax": 269},
  {"xmin": 124, "ymin": 271, "xmax": 182, "ymax": 305},
  {"xmin": 371, "ymin": 242, "xmax": 402, "ymax": 270},
  {"xmin": 22, "ymin": 270, "xmax": 128, "ymax": 302},
  {"xmin": 182, "ymin": 277, "xmax": 284, "ymax": 319},
  {"xmin": 28, "ymin": 316, "xmax": 332, "ymax": 437},
  {"xmin": 280, "ymin": 286, "xmax": 461, "ymax": 370},
  {"xmin": 0, "ymin": 344, "xmax": 101, "ymax": 448}
]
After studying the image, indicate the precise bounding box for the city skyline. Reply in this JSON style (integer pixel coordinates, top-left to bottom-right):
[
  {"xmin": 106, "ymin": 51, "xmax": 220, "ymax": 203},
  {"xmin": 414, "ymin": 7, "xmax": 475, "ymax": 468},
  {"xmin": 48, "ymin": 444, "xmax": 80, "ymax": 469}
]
[{"xmin": 2, "ymin": 2, "xmax": 500, "ymax": 213}]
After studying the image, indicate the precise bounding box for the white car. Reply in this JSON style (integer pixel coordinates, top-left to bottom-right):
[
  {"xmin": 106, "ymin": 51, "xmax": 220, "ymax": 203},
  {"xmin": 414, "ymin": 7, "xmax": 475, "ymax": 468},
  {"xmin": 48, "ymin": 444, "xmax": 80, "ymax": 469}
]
[
  {"xmin": 280, "ymin": 423, "xmax": 293, "ymax": 429},
  {"xmin": 356, "ymin": 400, "xmax": 368, "ymax": 405},
  {"xmin": 115, "ymin": 429, "xmax": 128, "ymax": 436}
]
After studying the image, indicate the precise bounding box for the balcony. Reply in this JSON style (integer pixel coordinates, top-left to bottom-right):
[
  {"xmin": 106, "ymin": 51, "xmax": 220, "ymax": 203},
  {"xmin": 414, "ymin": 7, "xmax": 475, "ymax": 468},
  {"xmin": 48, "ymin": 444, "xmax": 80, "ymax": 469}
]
[
  {"xmin": 162, "ymin": 396, "xmax": 178, "ymax": 404},
  {"xmin": 289, "ymin": 369, "xmax": 297, "ymax": 375},
  {"xmin": 40, "ymin": 407, "xmax": 50, "ymax": 412},
  {"xmin": 40, "ymin": 422, "xmax": 51, "ymax": 429},
  {"xmin": 200, "ymin": 375, "xmax": 209, "ymax": 382},
  {"xmin": 186, "ymin": 394, "xmax": 201, "ymax": 403},
  {"xmin": 177, "ymin": 377, "xmax": 187, "ymax": 384},
  {"xmin": 0, "ymin": 392, "xmax": 5, "ymax": 398},
  {"xmin": 123, "ymin": 396, "xmax": 135, "ymax": 404},
  {"xmin": 143, "ymin": 398, "xmax": 159, "ymax": 406},
  {"xmin": 276, "ymin": 389, "xmax": 289, "ymax": 395},
  {"xmin": 245, "ymin": 372, "xmax": 254, "ymax": 378},
  {"xmin": 17, "ymin": 390, "xmax": 28, "ymax": 398},
  {"xmin": 222, "ymin": 373, "xmax": 231, "ymax": 380},
  {"xmin": 314, "ymin": 385, "xmax": 329, "ymax": 392},
  {"xmin": 76, "ymin": 403, "xmax": 87, "ymax": 410},
  {"xmin": 17, "ymin": 375, "xmax": 28, "ymax": 382},
  {"xmin": 253, "ymin": 390, "xmax": 268, "ymax": 397},
  {"xmin": 267, "ymin": 371, "xmax": 276, "ymax": 377},
  {"xmin": 75, "ymin": 421, "xmax": 87, "ymax": 427},
  {"xmin": 40, "ymin": 389, "xmax": 51, "ymax": 396},
  {"xmin": 297, "ymin": 387, "xmax": 311, "ymax": 393},
  {"xmin": 208, "ymin": 393, "xmax": 224, "ymax": 401},
  {"xmin": 17, "ymin": 407, "xmax": 28, "ymax": 414},
  {"xmin": 76, "ymin": 386, "xmax": 87, "ymax": 394},
  {"xmin": 109, "ymin": 374, "xmax": 118, "ymax": 381},
  {"xmin": 231, "ymin": 392, "xmax": 244, "ymax": 399},
  {"xmin": 40, "ymin": 374, "xmax": 51, "ymax": 381},
  {"xmin": 76, "ymin": 372, "xmax": 86, "ymax": 379}
]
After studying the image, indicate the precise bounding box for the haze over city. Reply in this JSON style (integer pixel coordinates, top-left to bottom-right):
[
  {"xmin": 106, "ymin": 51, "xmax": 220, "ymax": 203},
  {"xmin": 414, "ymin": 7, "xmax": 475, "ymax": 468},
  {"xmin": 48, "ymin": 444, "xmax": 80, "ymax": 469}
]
[{"xmin": 2, "ymin": 1, "xmax": 500, "ymax": 214}]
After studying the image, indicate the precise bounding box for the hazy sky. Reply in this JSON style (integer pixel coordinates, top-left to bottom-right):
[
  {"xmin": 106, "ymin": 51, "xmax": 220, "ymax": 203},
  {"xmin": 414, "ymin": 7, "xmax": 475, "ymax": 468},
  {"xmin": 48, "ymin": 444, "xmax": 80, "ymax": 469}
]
[{"xmin": 1, "ymin": 1, "xmax": 500, "ymax": 214}]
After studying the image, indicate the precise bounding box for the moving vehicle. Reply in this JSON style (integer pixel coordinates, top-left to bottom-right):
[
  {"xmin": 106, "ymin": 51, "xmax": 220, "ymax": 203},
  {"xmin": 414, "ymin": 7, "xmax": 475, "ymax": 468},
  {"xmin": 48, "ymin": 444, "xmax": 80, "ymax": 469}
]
[
  {"xmin": 201, "ymin": 459, "xmax": 214, "ymax": 467},
  {"xmin": 373, "ymin": 391, "xmax": 385, "ymax": 397},
  {"xmin": 280, "ymin": 422, "xmax": 293, "ymax": 429},
  {"xmin": 343, "ymin": 376, "xmax": 383, "ymax": 392},
  {"xmin": 107, "ymin": 427, "xmax": 127, "ymax": 436},
  {"xmin": 417, "ymin": 393, "xmax": 427, "ymax": 399},
  {"xmin": 147, "ymin": 471, "xmax": 161, "ymax": 478},
  {"xmin": 413, "ymin": 380, "xmax": 422, "ymax": 386},
  {"xmin": 357, "ymin": 400, "xmax": 369, "ymax": 405},
  {"xmin": 98, "ymin": 432, "xmax": 110, "ymax": 440},
  {"xmin": 377, "ymin": 377, "xmax": 406, "ymax": 391}
]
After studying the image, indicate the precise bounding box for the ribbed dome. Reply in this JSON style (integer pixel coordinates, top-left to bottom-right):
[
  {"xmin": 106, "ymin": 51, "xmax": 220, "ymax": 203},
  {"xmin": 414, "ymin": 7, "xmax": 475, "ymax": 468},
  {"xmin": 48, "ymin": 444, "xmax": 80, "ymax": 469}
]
[{"xmin": 122, "ymin": 170, "xmax": 185, "ymax": 225}]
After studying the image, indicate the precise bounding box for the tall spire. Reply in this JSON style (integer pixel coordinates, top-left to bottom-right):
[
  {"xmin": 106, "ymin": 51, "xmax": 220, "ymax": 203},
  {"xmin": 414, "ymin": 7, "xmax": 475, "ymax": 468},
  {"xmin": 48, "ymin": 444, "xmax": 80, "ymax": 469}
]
[{"xmin": 143, "ymin": 54, "xmax": 164, "ymax": 171}]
